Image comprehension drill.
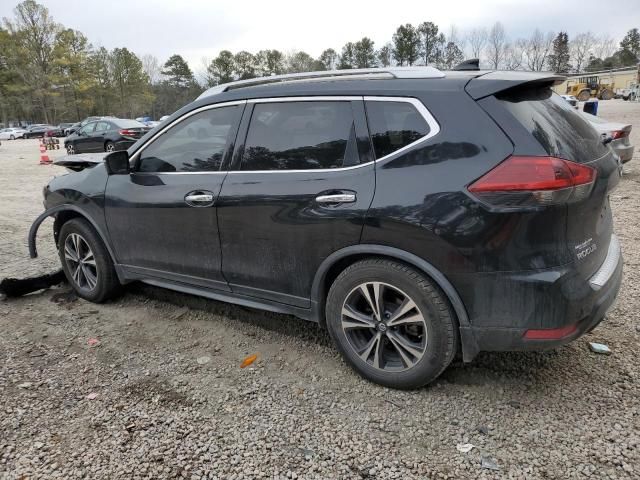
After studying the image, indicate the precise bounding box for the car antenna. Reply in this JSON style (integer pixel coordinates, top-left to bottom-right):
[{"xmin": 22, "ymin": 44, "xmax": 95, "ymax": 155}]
[{"xmin": 453, "ymin": 59, "xmax": 480, "ymax": 71}]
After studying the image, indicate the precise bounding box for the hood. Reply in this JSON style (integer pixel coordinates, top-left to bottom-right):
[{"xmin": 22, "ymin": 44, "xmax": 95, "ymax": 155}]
[{"xmin": 54, "ymin": 153, "xmax": 106, "ymax": 171}]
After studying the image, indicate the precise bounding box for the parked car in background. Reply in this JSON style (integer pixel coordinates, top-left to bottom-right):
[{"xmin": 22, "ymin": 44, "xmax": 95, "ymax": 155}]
[
  {"xmin": 64, "ymin": 118, "xmax": 150, "ymax": 154},
  {"xmin": 158, "ymin": 115, "xmax": 170, "ymax": 122},
  {"xmin": 23, "ymin": 125, "xmax": 56, "ymax": 138},
  {"xmin": 561, "ymin": 94, "xmax": 579, "ymax": 109},
  {"xmin": 45, "ymin": 125, "xmax": 68, "ymax": 137},
  {"xmin": 31, "ymin": 68, "xmax": 623, "ymax": 389},
  {"xmin": 66, "ymin": 116, "xmax": 110, "ymax": 136},
  {"xmin": 57, "ymin": 123, "xmax": 73, "ymax": 136},
  {"xmin": 0, "ymin": 127, "xmax": 28, "ymax": 140},
  {"xmin": 581, "ymin": 111, "xmax": 634, "ymax": 163}
]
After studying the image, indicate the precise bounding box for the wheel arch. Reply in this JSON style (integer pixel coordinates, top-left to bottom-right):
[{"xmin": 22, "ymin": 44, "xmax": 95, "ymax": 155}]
[
  {"xmin": 311, "ymin": 244, "xmax": 479, "ymax": 362},
  {"xmin": 29, "ymin": 205, "xmax": 118, "ymax": 267}
]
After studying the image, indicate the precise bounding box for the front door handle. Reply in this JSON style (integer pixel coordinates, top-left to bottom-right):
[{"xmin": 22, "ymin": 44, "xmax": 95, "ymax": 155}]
[
  {"xmin": 315, "ymin": 192, "xmax": 357, "ymax": 204},
  {"xmin": 185, "ymin": 191, "xmax": 215, "ymax": 207}
]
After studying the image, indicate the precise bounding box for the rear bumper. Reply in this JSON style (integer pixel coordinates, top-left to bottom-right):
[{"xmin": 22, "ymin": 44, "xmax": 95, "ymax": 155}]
[
  {"xmin": 613, "ymin": 143, "xmax": 634, "ymax": 164},
  {"xmin": 114, "ymin": 140, "xmax": 135, "ymax": 150},
  {"xmin": 455, "ymin": 235, "xmax": 623, "ymax": 358}
]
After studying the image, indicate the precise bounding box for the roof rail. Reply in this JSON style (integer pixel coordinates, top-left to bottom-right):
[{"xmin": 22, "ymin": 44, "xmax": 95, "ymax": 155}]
[{"xmin": 196, "ymin": 66, "xmax": 445, "ymax": 100}]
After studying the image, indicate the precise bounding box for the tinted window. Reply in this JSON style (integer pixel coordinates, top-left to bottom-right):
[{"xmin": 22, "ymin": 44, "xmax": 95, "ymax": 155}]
[
  {"xmin": 95, "ymin": 122, "xmax": 110, "ymax": 132},
  {"xmin": 137, "ymin": 106, "xmax": 240, "ymax": 173},
  {"xmin": 365, "ymin": 101, "xmax": 430, "ymax": 159},
  {"xmin": 241, "ymin": 101, "xmax": 355, "ymax": 170},
  {"xmin": 497, "ymin": 88, "xmax": 608, "ymax": 162}
]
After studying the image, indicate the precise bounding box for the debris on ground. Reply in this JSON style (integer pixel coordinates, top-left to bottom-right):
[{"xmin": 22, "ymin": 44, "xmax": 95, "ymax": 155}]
[
  {"xmin": 87, "ymin": 338, "xmax": 100, "ymax": 347},
  {"xmin": 170, "ymin": 306, "xmax": 190, "ymax": 320},
  {"xmin": 589, "ymin": 342, "xmax": 612, "ymax": 355},
  {"xmin": 50, "ymin": 289, "xmax": 78, "ymax": 305},
  {"xmin": 0, "ymin": 270, "xmax": 66, "ymax": 298},
  {"xmin": 456, "ymin": 443, "xmax": 475, "ymax": 453},
  {"xmin": 196, "ymin": 355, "xmax": 211, "ymax": 365},
  {"xmin": 85, "ymin": 392, "xmax": 98, "ymax": 400},
  {"xmin": 481, "ymin": 455, "xmax": 500, "ymax": 470},
  {"xmin": 477, "ymin": 425, "xmax": 489, "ymax": 435},
  {"xmin": 17, "ymin": 382, "xmax": 33, "ymax": 389},
  {"xmin": 240, "ymin": 353, "xmax": 258, "ymax": 368}
]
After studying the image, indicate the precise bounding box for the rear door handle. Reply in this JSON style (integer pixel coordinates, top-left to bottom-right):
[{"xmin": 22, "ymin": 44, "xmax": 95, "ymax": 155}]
[
  {"xmin": 315, "ymin": 192, "xmax": 357, "ymax": 204},
  {"xmin": 185, "ymin": 191, "xmax": 215, "ymax": 207}
]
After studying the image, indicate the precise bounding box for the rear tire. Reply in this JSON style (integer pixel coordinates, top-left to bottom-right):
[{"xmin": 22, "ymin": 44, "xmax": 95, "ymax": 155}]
[
  {"xmin": 9, "ymin": 135, "xmax": 14, "ymax": 140},
  {"xmin": 325, "ymin": 259, "xmax": 457, "ymax": 389},
  {"xmin": 58, "ymin": 218, "xmax": 120, "ymax": 303},
  {"xmin": 105, "ymin": 141, "xmax": 115, "ymax": 152}
]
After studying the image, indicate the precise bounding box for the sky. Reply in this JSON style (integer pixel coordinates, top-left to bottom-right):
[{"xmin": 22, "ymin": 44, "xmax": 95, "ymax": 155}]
[{"xmin": 2, "ymin": 0, "xmax": 639, "ymax": 74}]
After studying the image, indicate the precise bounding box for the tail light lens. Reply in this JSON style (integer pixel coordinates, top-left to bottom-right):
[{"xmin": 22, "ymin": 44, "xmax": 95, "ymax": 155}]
[
  {"xmin": 611, "ymin": 130, "xmax": 628, "ymax": 140},
  {"xmin": 468, "ymin": 156, "xmax": 597, "ymax": 208},
  {"xmin": 119, "ymin": 129, "xmax": 137, "ymax": 136}
]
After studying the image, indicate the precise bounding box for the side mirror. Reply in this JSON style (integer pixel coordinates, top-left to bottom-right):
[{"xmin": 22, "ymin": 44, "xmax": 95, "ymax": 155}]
[{"xmin": 105, "ymin": 150, "xmax": 130, "ymax": 175}]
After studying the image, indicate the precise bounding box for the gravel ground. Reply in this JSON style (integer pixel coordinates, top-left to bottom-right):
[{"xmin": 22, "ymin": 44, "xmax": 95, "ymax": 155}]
[{"xmin": 1, "ymin": 100, "xmax": 639, "ymax": 479}]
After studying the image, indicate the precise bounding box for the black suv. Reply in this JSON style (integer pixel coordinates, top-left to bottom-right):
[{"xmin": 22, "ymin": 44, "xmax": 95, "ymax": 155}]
[{"xmin": 29, "ymin": 67, "xmax": 623, "ymax": 389}]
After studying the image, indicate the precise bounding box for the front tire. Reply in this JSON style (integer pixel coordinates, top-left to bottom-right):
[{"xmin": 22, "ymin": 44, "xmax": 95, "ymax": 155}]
[
  {"xmin": 58, "ymin": 218, "xmax": 120, "ymax": 303},
  {"xmin": 325, "ymin": 259, "xmax": 457, "ymax": 389}
]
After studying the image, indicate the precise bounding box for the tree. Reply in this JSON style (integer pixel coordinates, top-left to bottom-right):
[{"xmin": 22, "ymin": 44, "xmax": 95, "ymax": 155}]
[
  {"xmin": 233, "ymin": 51, "xmax": 255, "ymax": 79},
  {"xmin": 620, "ymin": 28, "xmax": 640, "ymax": 59},
  {"xmin": 417, "ymin": 21, "xmax": 440, "ymax": 65},
  {"xmin": 442, "ymin": 42, "xmax": 464, "ymax": 69},
  {"xmin": 52, "ymin": 28, "xmax": 93, "ymax": 121},
  {"xmin": 486, "ymin": 22, "xmax": 507, "ymax": 69},
  {"xmin": 593, "ymin": 34, "xmax": 616, "ymax": 61},
  {"xmin": 571, "ymin": 32, "xmax": 596, "ymax": 73},
  {"xmin": 466, "ymin": 28, "xmax": 487, "ymax": 59},
  {"xmin": 377, "ymin": 43, "xmax": 392, "ymax": 67},
  {"xmin": 285, "ymin": 50, "xmax": 319, "ymax": 73},
  {"xmin": 255, "ymin": 49, "xmax": 285, "ymax": 76},
  {"xmin": 141, "ymin": 54, "xmax": 162, "ymax": 85},
  {"xmin": 392, "ymin": 24, "xmax": 421, "ymax": 66},
  {"xmin": 4, "ymin": 0, "xmax": 60, "ymax": 123},
  {"xmin": 524, "ymin": 29, "xmax": 554, "ymax": 71},
  {"xmin": 354, "ymin": 37, "xmax": 376, "ymax": 68},
  {"xmin": 162, "ymin": 54, "xmax": 195, "ymax": 88},
  {"xmin": 110, "ymin": 47, "xmax": 152, "ymax": 117},
  {"xmin": 504, "ymin": 39, "xmax": 527, "ymax": 70},
  {"xmin": 319, "ymin": 48, "xmax": 338, "ymax": 70},
  {"xmin": 547, "ymin": 32, "xmax": 571, "ymax": 73},
  {"xmin": 207, "ymin": 50, "xmax": 235, "ymax": 85},
  {"xmin": 339, "ymin": 42, "xmax": 356, "ymax": 69}
]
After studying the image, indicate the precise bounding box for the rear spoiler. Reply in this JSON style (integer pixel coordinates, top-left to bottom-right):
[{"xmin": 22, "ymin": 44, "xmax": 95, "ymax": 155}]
[{"xmin": 465, "ymin": 71, "xmax": 566, "ymax": 100}]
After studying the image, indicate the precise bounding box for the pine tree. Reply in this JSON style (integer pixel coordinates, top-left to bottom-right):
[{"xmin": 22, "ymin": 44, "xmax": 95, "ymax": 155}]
[{"xmin": 548, "ymin": 32, "xmax": 571, "ymax": 73}]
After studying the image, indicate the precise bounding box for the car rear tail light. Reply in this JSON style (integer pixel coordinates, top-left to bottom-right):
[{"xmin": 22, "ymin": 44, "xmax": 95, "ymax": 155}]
[
  {"xmin": 523, "ymin": 323, "xmax": 577, "ymax": 340},
  {"xmin": 468, "ymin": 156, "xmax": 597, "ymax": 208},
  {"xmin": 611, "ymin": 130, "xmax": 628, "ymax": 140},
  {"xmin": 119, "ymin": 129, "xmax": 137, "ymax": 136}
]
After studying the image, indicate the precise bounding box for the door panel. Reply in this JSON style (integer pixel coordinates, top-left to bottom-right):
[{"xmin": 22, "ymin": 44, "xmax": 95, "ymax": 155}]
[
  {"xmin": 105, "ymin": 173, "xmax": 229, "ymax": 289},
  {"xmin": 217, "ymin": 98, "xmax": 375, "ymax": 306},
  {"xmin": 104, "ymin": 103, "xmax": 244, "ymax": 288}
]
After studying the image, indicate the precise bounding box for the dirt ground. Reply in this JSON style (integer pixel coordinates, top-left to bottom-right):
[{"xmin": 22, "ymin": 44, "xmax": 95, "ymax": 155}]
[{"xmin": 1, "ymin": 101, "xmax": 639, "ymax": 479}]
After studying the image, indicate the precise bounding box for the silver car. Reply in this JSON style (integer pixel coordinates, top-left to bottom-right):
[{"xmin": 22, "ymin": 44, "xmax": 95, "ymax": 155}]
[{"xmin": 581, "ymin": 111, "xmax": 634, "ymax": 164}]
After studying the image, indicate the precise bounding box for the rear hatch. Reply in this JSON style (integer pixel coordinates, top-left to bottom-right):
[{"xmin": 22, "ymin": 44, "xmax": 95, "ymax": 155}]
[{"xmin": 472, "ymin": 80, "xmax": 621, "ymax": 278}]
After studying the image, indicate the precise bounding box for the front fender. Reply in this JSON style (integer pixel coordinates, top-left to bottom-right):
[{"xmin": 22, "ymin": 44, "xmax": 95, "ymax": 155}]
[{"xmin": 28, "ymin": 204, "xmax": 116, "ymax": 264}]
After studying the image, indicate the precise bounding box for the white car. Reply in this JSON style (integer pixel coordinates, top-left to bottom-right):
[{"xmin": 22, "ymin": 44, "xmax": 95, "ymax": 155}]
[
  {"xmin": 561, "ymin": 95, "xmax": 579, "ymax": 109},
  {"xmin": 0, "ymin": 127, "xmax": 28, "ymax": 140},
  {"xmin": 581, "ymin": 111, "xmax": 634, "ymax": 163}
]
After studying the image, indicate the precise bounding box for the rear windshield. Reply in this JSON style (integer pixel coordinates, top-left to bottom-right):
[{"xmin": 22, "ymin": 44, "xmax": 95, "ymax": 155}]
[
  {"xmin": 114, "ymin": 119, "xmax": 146, "ymax": 128},
  {"xmin": 497, "ymin": 87, "xmax": 608, "ymax": 162}
]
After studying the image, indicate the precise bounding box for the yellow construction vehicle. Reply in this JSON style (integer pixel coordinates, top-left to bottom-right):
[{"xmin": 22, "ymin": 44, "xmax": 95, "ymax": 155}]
[{"xmin": 566, "ymin": 76, "xmax": 615, "ymax": 101}]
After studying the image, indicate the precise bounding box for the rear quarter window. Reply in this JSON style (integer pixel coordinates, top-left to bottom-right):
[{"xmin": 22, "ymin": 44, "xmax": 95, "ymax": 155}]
[
  {"xmin": 365, "ymin": 101, "xmax": 430, "ymax": 159},
  {"xmin": 497, "ymin": 88, "xmax": 609, "ymax": 162}
]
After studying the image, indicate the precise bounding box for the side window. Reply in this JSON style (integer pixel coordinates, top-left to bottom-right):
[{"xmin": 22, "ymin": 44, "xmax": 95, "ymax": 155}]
[
  {"xmin": 365, "ymin": 101, "xmax": 430, "ymax": 159},
  {"xmin": 95, "ymin": 122, "xmax": 110, "ymax": 132},
  {"xmin": 137, "ymin": 105, "xmax": 241, "ymax": 173},
  {"xmin": 80, "ymin": 123, "xmax": 96, "ymax": 135},
  {"xmin": 241, "ymin": 101, "xmax": 356, "ymax": 171}
]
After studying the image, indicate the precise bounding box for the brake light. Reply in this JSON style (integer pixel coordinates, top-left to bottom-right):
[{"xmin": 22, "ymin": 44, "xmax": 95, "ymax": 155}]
[
  {"xmin": 119, "ymin": 129, "xmax": 137, "ymax": 136},
  {"xmin": 611, "ymin": 130, "xmax": 628, "ymax": 140},
  {"xmin": 468, "ymin": 156, "xmax": 597, "ymax": 208}
]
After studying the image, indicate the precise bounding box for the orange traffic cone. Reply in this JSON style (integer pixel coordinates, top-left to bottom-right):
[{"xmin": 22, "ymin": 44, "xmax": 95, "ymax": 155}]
[{"xmin": 39, "ymin": 143, "xmax": 51, "ymax": 165}]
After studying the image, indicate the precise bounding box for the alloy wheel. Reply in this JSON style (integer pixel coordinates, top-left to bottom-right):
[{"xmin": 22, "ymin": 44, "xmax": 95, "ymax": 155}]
[
  {"xmin": 64, "ymin": 233, "xmax": 98, "ymax": 291},
  {"xmin": 66, "ymin": 144, "xmax": 75, "ymax": 155},
  {"xmin": 341, "ymin": 282, "xmax": 428, "ymax": 372},
  {"xmin": 106, "ymin": 143, "xmax": 115, "ymax": 152},
  {"xmin": 10, "ymin": 135, "xmax": 14, "ymax": 140}
]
